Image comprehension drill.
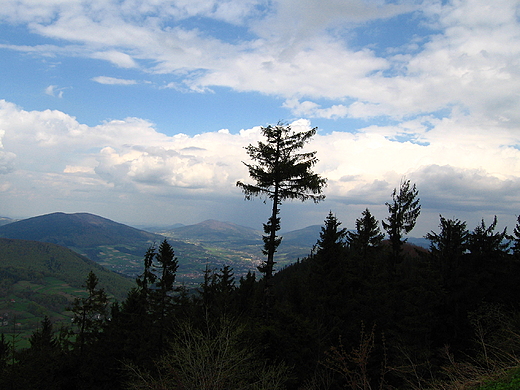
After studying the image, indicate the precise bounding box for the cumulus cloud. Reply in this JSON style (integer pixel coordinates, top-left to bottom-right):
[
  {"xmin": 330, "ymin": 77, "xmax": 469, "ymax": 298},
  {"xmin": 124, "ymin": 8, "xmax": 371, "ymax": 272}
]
[
  {"xmin": 0, "ymin": 128, "xmax": 16, "ymax": 175},
  {"xmin": 1, "ymin": 100, "xmax": 520, "ymax": 232},
  {"xmin": 0, "ymin": 151, "xmax": 15, "ymax": 175},
  {"xmin": 283, "ymin": 98, "xmax": 350, "ymax": 119}
]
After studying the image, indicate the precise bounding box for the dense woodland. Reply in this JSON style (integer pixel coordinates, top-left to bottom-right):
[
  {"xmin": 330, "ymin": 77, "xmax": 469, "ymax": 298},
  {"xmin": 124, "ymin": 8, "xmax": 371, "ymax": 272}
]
[
  {"xmin": 1, "ymin": 189, "xmax": 520, "ymax": 389},
  {"xmin": 2, "ymin": 124, "xmax": 520, "ymax": 389}
]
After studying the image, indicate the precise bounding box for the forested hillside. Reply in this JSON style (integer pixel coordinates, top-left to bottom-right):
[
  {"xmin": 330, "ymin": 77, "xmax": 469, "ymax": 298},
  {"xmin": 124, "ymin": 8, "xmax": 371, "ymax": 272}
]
[
  {"xmin": 0, "ymin": 212, "xmax": 166, "ymax": 277},
  {"xmin": 1, "ymin": 181, "xmax": 520, "ymax": 389},
  {"xmin": 0, "ymin": 238, "xmax": 135, "ymax": 341}
]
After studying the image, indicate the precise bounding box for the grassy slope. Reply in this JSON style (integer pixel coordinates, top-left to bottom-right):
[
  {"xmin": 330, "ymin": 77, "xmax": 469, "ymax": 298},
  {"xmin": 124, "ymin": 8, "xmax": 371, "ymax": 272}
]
[
  {"xmin": 0, "ymin": 238, "xmax": 135, "ymax": 344},
  {"xmin": 475, "ymin": 369, "xmax": 520, "ymax": 390}
]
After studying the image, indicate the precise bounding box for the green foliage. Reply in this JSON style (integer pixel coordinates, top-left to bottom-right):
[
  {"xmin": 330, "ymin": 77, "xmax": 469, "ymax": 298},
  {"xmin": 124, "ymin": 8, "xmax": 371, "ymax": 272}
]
[
  {"xmin": 425, "ymin": 216, "xmax": 469, "ymax": 282},
  {"xmin": 509, "ymin": 215, "xmax": 520, "ymax": 256},
  {"xmin": 69, "ymin": 271, "xmax": 109, "ymax": 352},
  {"xmin": 3, "ymin": 197, "xmax": 520, "ymax": 390},
  {"xmin": 426, "ymin": 216, "xmax": 468, "ymax": 259},
  {"xmin": 198, "ymin": 265, "xmax": 237, "ymax": 317},
  {"xmin": 0, "ymin": 238, "xmax": 134, "ymax": 340},
  {"xmin": 478, "ymin": 370, "xmax": 520, "ymax": 390},
  {"xmin": 0, "ymin": 212, "xmax": 158, "ymax": 248},
  {"xmin": 0, "ymin": 333, "xmax": 10, "ymax": 370},
  {"xmin": 28, "ymin": 316, "xmax": 57, "ymax": 351},
  {"xmin": 154, "ymin": 239, "xmax": 179, "ymax": 302},
  {"xmin": 317, "ymin": 211, "xmax": 348, "ymax": 254},
  {"xmin": 237, "ymin": 123, "xmax": 326, "ymax": 204},
  {"xmin": 0, "ymin": 238, "xmax": 134, "ymax": 300},
  {"xmin": 324, "ymin": 324, "xmax": 388, "ymax": 390}
]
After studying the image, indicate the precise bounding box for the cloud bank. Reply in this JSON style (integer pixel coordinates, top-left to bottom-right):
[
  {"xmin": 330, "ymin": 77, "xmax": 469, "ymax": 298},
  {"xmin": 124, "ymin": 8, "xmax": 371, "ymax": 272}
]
[{"xmin": 1, "ymin": 99, "xmax": 519, "ymax": 234}]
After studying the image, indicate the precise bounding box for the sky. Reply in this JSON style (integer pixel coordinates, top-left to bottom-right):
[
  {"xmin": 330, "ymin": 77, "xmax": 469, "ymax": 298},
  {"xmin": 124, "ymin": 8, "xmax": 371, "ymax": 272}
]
[{"xmin": 1, "ymin": 0, "xmax": 520, "ymax": 239}]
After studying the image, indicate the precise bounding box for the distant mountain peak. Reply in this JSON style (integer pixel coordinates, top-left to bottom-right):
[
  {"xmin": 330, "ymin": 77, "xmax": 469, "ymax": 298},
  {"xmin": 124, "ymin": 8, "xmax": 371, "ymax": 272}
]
[
  {"xmin": 0, "ymin": 211, "xmax": 160, "ymax": 247},
  {"xmin": 168, "ymin": 219, "xmax": 261, "ymax": 242}
]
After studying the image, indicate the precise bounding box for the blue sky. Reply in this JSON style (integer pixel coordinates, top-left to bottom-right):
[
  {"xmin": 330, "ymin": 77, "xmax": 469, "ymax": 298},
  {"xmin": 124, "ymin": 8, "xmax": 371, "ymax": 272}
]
[{"xmin": 1, "ymin": 0, "xmax": 520, "ymax": 239}]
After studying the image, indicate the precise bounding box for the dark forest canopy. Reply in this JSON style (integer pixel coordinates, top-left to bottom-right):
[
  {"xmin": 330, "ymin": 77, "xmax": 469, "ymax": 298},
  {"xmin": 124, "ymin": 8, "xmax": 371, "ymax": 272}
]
[{"xmin": 2, "ymin": 182, "xmax": 520, "ymax": 390}]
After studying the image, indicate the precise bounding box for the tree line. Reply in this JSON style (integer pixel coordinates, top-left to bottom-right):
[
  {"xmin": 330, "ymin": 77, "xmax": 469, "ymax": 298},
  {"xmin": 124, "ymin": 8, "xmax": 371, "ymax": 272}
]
[{"xmin": 1, "ymin": 123, "xmax": 520, "ymax": 389}]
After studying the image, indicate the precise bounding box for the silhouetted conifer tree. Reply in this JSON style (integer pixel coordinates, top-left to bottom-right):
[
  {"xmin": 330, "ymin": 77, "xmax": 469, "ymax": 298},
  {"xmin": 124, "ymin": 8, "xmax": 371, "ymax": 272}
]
[
  {"xmin": 347, "ymin": 208, "xmax": 384, "ymax": 261},
  {"xmin": 468, "ymin": 216, "xmax": 509, "ymax": 258},
  {"xmin": 151, "ymin": 239, "xmax": 179, "ymax": 350},
  {"xmin": 510, "ymin": 215, "xmax": 520, "ymax": 257},
  {"xmin": 70, "ymin": 271, "xmax": 109, "ymax": 354},
  {"xmin": 237, "ymin": 122, "xmax": 326, "ymax": 316},
  {"xmin": 0, "ymin": 333, "xmax": 9, "ymax": 371},
  {"xmin": 382, "ymin": 179, "xmax": 421, "ymax": 266},
  {"xmin": 425, "ymin": 215, "xmax": 469, "ymax": 279}
]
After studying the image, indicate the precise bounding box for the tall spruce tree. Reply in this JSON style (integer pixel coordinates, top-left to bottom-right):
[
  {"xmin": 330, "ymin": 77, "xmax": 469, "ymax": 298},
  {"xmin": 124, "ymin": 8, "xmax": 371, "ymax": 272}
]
[
  {"xmin": 154, "ymin": 239, "xmax": 178, "ymax": 315},
  {"xmin": 70, "ymin": 271, "xmax": 109, "ymax": 354},
  {"xmin": 382, "ymin": 179, "xmax": 421, "ymax": 264},
  {"xmin": 153, "ymin": 239, "xmax": 179, "ymax": 349},
  {"xmin": 237, "ymin": 122, "xmax": 326, "ymax": 285},
  {"xmin": 425, "ymin": 216, "xmax": 468, "ymax": 278},
  {"xmin": 136, "ymin": 243, "xmax": 158, "ymax": 304},
  {"xmin": 316, "ymin": 211, "xmax": 348, "ymax": 255},
  {"xmin": 0, "ymin": 333, "xmax": 9, "ymax": 370},
  {"xmin": 311, "ymin": 212, "xmax": 348, "ymax": 299},
  {"xmin": 347, "ymin": 208, "xmax": 384, "ymax": 260},
  {"xmin": 468, "ymin": 216, "xmax": 509, "ymax": 258},
  {"xmin": 510, "ymin": 215, "xmax": 520, "ymax": 257}
]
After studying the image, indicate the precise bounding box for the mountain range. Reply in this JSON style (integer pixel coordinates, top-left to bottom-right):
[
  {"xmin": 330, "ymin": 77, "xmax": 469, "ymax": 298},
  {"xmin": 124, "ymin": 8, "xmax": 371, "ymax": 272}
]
[
  {"xmin": 0, "ymin": 213, "xmax": 321, "ymax": 285},
  {"xmin": 0, "ymin": 212, "xmax": 430, "ymax": 285}
]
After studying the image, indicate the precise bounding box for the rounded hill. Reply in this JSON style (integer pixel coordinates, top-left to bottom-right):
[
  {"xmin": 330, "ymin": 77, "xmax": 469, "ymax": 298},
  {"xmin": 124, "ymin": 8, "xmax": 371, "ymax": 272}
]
[{"xmin": 0, "ymin": 212, "xmax": 159, "ymax": 247}]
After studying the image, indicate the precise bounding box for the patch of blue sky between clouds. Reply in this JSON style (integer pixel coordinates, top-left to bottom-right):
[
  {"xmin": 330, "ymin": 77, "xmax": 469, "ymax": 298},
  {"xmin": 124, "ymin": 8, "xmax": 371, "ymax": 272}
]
[
  {"xmin": 72, "ymin": 81, "xmax": 288, "ymax": 136},
  {"xmin": 347, "ymin": 10, "xmax": 438, "ymax": 59},
  {"xmin": 0, "ymin": 23, "xmax": 52, "ymax": 47},
  {"xmin": 389, "ymin": 133, "xmax": 430, "ymax": 146},
  {"xmin": 0, "ymin": 48, "xmax": 66, "ymax": 111}
]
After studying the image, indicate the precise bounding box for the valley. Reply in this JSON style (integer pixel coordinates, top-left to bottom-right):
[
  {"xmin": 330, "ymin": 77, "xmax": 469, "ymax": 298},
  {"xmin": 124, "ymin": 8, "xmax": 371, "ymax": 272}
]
[{"xmin": 0, "ymin": 213, "xmax": 320, "ymax": 286}]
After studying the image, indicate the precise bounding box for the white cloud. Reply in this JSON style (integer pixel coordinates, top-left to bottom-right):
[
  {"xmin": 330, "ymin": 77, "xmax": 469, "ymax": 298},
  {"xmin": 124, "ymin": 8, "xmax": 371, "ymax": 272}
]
[
  {"xmin": 45, "ymin": 85, "xmax": 65, "ymax": 98},
  {"xmin": 3, "ymin": 0, "xmax": 519, "ymax": 129},
  {"xmin": 283, "ymin": 98, "xmax": 349, "ymax": 119},
  {"xmin": 0, "ymin": 129, "xmax": 16, "ymax": 174},
  {"xmin": 0, "ymin": 151, "xmax": 15, "ymax": 175},
  {"xmin": 1, "ymin": 100, "xmax": 520, "ymax": 233},
  {"xmin": 2, "ymin": 1, "xmax": 520, "ymax": 232},
  {"xmin": 91, "ymin": 50, "xmax": 138, "ymax": 68},
  {"xmin": 251, "ymin": 0, "xmax": 416, "ymax": 43},
  {"xmin": 91, "ymin": 76, "xmax": 138, "ymax": 85}
]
